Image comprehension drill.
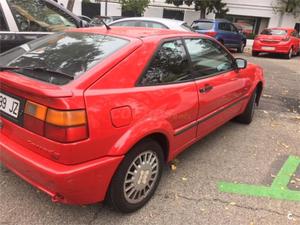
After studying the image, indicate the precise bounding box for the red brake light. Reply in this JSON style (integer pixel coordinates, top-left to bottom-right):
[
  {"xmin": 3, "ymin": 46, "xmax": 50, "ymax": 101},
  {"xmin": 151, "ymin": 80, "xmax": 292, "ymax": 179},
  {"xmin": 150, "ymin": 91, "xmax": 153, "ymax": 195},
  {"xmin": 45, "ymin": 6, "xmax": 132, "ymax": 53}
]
[
  {"xmin": 205, "ymin": 31, "xmax": 217, "ymax": 37},
  {"xmin": 23, "ymin": 100, "xmax": 88, "ymax": 143},
  {"xmin": 45, "ymin": 124, "xmax": 88, "ymax": 143}
]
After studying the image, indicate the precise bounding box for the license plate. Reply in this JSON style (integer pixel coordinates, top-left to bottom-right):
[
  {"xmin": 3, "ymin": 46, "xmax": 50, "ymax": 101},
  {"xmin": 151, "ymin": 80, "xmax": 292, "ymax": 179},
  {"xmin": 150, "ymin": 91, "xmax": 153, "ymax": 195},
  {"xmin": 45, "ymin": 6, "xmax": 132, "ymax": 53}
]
[
  {"xmin": 262, "ymin": 46, "xmax": 275, "ymax": 51},
  {"xmin": 0, "ymin": 92, "xmax": 20, "ymax": 118}
]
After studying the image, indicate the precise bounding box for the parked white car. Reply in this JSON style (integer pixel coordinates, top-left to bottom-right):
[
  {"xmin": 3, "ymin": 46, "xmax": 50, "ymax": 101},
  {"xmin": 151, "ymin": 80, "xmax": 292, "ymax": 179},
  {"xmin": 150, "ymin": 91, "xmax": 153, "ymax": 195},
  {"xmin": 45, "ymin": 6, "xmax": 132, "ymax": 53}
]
[{"xmin": 108, "ymin": 17, "xmax": 194, "ymax": 32}]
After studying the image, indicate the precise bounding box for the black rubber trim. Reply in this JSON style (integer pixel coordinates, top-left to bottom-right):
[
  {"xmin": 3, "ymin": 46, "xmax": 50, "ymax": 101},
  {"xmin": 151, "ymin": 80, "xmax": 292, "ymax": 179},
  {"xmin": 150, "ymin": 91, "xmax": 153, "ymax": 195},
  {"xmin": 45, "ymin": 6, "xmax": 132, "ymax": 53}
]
[{"xmin": 174, "ymin": 96, "xmax": 248, "ymax": 136}]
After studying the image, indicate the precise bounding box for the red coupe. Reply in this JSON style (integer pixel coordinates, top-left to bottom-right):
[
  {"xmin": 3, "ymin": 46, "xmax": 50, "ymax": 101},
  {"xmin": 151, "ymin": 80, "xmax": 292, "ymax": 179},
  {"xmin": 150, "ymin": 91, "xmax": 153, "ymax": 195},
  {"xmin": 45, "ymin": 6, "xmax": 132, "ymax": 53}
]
[
  {"xmin": 0, "ymin": 27, "xmax": 264, "ymax": 212},
  {"xmin": 252, "ymin": 27, "xmax": 300, "ymax": 59}
]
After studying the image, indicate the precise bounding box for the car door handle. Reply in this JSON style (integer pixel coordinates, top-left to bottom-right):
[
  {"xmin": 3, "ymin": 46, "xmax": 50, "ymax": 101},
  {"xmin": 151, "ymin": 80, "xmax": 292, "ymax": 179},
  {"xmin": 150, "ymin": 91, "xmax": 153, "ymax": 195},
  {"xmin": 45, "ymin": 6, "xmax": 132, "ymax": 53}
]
[{"xmin": 199, "ymin": 84, "xmax": 213, "ymax": 93}]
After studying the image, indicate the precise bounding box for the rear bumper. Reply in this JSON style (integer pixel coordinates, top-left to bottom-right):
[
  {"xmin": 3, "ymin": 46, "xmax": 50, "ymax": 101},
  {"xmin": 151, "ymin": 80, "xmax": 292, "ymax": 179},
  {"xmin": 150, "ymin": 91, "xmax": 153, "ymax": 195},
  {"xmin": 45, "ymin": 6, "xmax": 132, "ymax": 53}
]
[
  {"xmin": 252, "ymin": 41, "xmax": 290, "ymax": 54},
  {"xmin": 0, "ymin": 133, "xmax": 123, "ymax": 205}
]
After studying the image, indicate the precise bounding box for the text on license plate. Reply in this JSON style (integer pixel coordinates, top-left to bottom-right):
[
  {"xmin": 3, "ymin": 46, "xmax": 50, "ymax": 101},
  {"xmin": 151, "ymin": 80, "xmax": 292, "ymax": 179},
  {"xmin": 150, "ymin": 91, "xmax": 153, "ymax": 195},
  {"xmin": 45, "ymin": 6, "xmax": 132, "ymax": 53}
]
[
  {"xmin": 0, "ymin": 92, "xmax": 20, "ymax": 118},
  {"xmin": 262, "ymin": 46, "xmax": 275, "ymax": 51}
]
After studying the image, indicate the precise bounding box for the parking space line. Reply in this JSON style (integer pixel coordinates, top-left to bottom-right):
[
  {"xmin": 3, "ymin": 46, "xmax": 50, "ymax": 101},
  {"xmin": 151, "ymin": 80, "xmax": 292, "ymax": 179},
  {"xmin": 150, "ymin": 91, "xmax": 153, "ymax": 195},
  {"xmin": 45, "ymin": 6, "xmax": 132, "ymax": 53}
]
[{"xmin": 218, "ymin": 155, "xmax": 300, "ymax": 201}]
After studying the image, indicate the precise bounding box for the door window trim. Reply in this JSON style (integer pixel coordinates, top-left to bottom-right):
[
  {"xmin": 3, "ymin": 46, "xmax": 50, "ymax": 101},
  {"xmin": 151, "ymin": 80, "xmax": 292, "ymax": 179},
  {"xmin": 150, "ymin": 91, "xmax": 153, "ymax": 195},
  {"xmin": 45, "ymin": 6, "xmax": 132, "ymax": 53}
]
[
  {"xmin": 182, "ymin": 37, "xmax": 237, "ymax": 81},
  {"xmin": 135, "ymin": 37, "xmax": 195, "ymax": 87}
]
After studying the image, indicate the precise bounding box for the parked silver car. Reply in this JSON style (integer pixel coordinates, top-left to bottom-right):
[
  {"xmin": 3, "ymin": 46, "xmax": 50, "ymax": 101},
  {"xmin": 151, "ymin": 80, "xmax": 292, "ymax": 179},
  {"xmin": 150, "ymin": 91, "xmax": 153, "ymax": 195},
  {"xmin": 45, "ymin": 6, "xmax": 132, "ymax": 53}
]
[{"xmin": 108, "ymin": 17, "xmax": 194, "ymax": 32}]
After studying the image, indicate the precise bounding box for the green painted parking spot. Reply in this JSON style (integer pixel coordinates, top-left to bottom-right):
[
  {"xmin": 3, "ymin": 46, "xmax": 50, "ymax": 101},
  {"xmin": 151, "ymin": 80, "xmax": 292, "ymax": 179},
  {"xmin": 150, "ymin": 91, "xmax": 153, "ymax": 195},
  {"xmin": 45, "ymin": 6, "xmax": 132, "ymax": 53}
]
[{"xmin": 218, "ymin": 155, "xmax": 300, "ymax": 201}]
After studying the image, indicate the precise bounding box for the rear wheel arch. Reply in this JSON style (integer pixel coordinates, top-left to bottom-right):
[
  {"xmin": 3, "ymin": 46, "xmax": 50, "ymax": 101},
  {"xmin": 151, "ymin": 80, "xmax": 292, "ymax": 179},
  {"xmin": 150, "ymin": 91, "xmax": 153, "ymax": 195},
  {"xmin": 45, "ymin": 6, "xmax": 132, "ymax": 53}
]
[{"xmin": 128, "ymin": 133, "xmax": 170, "ymax": 162}]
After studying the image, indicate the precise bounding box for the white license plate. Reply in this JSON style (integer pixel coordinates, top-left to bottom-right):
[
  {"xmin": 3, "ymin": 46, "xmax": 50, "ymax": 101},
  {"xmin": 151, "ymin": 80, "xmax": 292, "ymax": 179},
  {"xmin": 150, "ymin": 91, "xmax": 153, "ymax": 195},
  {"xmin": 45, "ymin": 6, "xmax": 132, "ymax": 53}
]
[
  {"xmin": 262, "ymin": 46, "xmax": 275, "ymax": 51},
  {"xmin": 0, "ymin": 92, "xmax": 20, "ymax": 118}
]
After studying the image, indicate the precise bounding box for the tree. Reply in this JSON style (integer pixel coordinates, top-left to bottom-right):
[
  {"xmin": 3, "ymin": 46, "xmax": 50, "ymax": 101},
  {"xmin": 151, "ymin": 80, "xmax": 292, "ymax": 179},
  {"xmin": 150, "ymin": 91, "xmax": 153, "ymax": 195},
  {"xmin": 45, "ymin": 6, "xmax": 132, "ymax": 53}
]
[
  {"xmin": 166, "ymin": 0, "xmax": 228, "ymax": 19},
  {"xmin": 119, "ymin": 0, "xmax": 150, "ymax": 17},
  {"xmin": 273, "ymin": 0, "xmax": 300, "ymax": 16}
]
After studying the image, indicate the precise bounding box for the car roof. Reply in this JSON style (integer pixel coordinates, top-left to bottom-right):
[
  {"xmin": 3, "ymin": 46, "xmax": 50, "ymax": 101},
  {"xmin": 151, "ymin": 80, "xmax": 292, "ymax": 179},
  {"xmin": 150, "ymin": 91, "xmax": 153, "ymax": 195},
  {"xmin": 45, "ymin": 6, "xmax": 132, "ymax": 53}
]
[
  {"xmin": 69, "ymin": 26, "xmax": 198, "ymax": 39},
  {"xmin": 109, "ymin": 17, "xmax": 185, "ymax": 26}
]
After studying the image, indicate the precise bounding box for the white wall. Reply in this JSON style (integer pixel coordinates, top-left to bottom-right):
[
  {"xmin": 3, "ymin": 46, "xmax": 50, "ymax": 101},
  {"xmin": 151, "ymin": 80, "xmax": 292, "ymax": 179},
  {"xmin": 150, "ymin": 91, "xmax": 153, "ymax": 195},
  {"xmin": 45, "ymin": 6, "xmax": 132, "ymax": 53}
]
[
  {"xmin": 57, "ymin": 0, "xmax": 82, "ymax": 15},
  {"xmin": 144, "ymin": 7, "xmax": 163, "ymax": 18},
  {"xmin": 100, "ymin": 2, "xmax": 121, "ymax": 16}
]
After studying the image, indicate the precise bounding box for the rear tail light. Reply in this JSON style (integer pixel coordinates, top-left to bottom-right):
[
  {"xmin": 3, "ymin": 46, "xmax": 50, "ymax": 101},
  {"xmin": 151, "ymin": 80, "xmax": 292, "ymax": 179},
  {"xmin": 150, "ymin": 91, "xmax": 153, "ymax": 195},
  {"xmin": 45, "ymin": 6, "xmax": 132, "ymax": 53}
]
[
  {"xmin": 205, "ymin": 31, "xmax": 217, "ymax": 37},
  {"xmin": 23, "ymin": 101, "xmax": 88, "ymax": 143}
]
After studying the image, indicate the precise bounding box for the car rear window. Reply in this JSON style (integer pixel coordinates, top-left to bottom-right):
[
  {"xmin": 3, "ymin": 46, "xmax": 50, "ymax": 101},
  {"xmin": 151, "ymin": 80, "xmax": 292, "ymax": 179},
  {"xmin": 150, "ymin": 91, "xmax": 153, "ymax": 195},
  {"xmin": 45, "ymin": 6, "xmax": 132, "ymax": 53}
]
[
  {"xmin": 261, "ymin": 29, "xmax": 287, "ymax": 35},
  {"xmin": 0, "ymin": 32, "xmax": 129, "ymax": 85},
  {"xmin": 191, "ymin": 21, "xmax": 213, "ymax": 30},
  {"xmin": 181, "ymin": 23, "xmax": 194, "ymax": 32}
]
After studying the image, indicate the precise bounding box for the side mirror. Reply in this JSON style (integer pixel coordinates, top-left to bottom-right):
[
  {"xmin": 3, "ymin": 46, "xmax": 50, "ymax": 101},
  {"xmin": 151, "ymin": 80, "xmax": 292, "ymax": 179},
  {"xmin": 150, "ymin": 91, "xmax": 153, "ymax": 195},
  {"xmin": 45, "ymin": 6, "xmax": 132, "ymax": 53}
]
[{"xmin": 235, "ymin": 58, "xmax": 247, "ymax": 69}]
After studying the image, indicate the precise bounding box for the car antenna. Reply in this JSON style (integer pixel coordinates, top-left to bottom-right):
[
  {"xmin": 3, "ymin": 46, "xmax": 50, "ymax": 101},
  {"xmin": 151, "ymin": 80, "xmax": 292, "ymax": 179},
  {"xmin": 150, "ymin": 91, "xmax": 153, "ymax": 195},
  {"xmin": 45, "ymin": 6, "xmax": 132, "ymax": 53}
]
[{"xmin": 102, "ymin": 20, "xmax": 111, "ymax": 30}]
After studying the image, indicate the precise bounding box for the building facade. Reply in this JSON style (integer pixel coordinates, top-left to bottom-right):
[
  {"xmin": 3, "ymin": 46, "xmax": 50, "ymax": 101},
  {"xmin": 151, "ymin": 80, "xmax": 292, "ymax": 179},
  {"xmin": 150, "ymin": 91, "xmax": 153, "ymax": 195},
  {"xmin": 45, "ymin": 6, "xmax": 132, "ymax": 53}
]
[{"xmin": 58, "ymin": 0, "xmax": 300, "ymax": 35}]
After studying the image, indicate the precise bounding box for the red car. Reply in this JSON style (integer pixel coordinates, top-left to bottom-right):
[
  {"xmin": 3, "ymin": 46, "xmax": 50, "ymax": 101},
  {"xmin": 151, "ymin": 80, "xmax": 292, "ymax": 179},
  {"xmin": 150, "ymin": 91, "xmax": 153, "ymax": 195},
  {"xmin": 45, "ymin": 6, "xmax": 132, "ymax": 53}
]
[
  {"xmin": 252, "ymin": 27, "xmax": 300, "ymax": 59},
  {"xmin": 0, "ymin": 27, "xmax": 264, "ymax": 213}
]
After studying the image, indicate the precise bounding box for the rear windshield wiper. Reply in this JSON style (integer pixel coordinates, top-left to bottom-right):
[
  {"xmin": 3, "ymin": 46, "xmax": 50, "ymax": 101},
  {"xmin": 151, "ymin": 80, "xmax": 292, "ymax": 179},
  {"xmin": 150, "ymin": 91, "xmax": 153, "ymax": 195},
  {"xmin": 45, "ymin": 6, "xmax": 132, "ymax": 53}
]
[{"xmin": 0, "ymin": 66, "xmax": 74, "ymax": 80}]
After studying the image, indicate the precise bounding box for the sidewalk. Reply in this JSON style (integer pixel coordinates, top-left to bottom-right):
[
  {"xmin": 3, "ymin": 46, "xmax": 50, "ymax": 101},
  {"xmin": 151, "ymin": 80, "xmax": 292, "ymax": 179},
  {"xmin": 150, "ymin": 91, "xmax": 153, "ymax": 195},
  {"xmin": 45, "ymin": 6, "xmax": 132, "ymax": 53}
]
[{"xmin": 245, "ymin": 39, "xmax": 254, "ymax": 53}]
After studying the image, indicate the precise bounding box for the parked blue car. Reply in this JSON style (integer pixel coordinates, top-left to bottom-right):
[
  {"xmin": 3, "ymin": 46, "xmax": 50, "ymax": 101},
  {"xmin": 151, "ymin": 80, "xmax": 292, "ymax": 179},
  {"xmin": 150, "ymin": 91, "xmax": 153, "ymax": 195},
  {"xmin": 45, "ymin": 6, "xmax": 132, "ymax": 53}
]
[{"xmin": 191, "ymin": 19, "xmax": 247, "ymax": 53}]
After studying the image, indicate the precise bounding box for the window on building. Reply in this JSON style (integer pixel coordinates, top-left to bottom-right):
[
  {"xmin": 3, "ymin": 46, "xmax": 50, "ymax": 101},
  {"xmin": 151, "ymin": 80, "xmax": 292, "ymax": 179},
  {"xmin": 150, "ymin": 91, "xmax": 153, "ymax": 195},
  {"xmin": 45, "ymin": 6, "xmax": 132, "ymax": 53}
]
[
  {"xmin": 184, "ymin": 38, "xmax": 234, "ymax": 78},
  {"xmin": 163, "ymin": 9, "xmax": 184, "ymax": 21},
  {"xmin": 139, "ymin": 40, "xmax": 192, "ymax": 86}
]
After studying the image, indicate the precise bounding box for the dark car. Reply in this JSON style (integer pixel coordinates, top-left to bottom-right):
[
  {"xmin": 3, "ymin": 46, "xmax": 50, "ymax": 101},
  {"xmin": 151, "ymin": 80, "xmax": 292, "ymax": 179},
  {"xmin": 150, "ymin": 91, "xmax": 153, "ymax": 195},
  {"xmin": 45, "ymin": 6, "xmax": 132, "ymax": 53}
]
[
  {"xmin": 0, "ymin": 0, "xmax": 88, "ymax": 53},
  {"xmin": 192, "ymin": 19, "xmax": 247, "ymax": 53}
]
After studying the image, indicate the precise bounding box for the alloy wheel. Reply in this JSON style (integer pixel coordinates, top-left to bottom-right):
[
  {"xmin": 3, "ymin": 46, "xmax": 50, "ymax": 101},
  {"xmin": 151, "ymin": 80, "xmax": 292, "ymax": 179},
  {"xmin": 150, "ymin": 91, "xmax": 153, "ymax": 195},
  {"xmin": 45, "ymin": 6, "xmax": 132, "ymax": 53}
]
[{"xmin": 123, "ymin": 150, "xmax": 159, "ymax": 204}]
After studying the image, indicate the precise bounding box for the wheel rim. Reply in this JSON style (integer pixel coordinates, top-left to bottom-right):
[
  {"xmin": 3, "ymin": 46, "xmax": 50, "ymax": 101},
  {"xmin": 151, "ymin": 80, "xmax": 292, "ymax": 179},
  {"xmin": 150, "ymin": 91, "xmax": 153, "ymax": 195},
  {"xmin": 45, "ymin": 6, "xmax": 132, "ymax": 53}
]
[{"xmin": 123, "ymin": 151, "xmax": 159, "ymax": 204}]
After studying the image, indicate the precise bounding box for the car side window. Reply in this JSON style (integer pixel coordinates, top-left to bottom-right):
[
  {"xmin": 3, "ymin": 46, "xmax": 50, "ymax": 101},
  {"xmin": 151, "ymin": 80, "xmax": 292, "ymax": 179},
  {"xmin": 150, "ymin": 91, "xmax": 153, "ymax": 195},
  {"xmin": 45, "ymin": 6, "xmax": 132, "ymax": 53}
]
[
  {"xmin": 139, "ymin": 40, "xmax": 192, "ymax": 86},
  {"xmin": 145, "ymin": 21, "xmax": 168, "ymax": 29},
  {"xmin": 184, "ymin": 38, "xmax": 234, "ymax": 78},
  {"xmin": 230, "ymin": 24, "xmax": 238, "ymax": 33},
  {"xmin": 112, "ymin": 21, "xmax": 141, "ymax": 27},
  {"xmin": 219, "ymin": 23, "xmax": 231, "ymax": 32},
  {"xmin": 0, "ymin": 7, "xmax": 9, "ymax": 31}
]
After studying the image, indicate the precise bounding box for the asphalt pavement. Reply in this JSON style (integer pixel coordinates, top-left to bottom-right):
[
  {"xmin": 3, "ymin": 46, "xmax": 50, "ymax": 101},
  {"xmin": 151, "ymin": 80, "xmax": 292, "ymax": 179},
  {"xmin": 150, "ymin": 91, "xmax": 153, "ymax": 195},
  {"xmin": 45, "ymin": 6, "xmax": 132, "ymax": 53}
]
[{"xmin": 1, "ymin": 52, "xmax": 300, "ymax": 225}]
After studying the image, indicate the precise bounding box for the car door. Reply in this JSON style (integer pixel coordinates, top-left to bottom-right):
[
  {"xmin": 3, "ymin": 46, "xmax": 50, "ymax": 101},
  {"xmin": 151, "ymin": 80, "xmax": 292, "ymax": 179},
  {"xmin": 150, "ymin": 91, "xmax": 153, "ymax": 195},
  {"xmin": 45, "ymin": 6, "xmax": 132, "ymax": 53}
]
[
  {"xmin": 137, "ymin": 39, "xmax": 199, "ymax": 154},
  {"xmin": 229, "ymin": 23, "xmax": 243, "ymax": 47},
  {"xmin": 291, "ymin": 30, "xmax": 300, "ymax": 53},
  {"xmin": 218, "ymin": 22, "xmax": 234, "ymax": 47},
  {"xmin": 184, "ymin": 38, "xmax": 251, "ymax": 139}
]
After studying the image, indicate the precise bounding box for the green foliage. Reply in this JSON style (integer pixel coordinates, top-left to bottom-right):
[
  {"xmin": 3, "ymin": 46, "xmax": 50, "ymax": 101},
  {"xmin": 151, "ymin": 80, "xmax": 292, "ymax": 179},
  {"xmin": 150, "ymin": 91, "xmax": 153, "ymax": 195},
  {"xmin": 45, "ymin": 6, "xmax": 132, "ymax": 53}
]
[
  {"xmin": 119, "ymin": 0, "xmax": 150, "ymax": 16},
  {"xmin": 166, "ymin": 0, "xmax": 228, "ymax": 18},
  {"xmin": 273, "ymin": 0, "xmax": 300, "ymax": 16}
]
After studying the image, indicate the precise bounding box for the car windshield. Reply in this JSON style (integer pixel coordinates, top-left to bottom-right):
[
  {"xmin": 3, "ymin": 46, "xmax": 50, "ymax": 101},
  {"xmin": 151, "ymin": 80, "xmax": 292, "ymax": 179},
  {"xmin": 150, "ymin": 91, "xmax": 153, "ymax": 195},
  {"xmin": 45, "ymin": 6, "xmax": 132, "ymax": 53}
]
[
  {"xmin": 0, "ymin": 32, "xmax": 129, "ymax": 85},
  {"xmin": 7, "ymin": 0, "xmax": 77, "ymax": 32},
  {"xmin": 192, "ymin": 21, "xmax": 214, "ymax": 30},
  {"xmin": 261, "ymin": 29, "xmax": 287, "ymax": 35}
]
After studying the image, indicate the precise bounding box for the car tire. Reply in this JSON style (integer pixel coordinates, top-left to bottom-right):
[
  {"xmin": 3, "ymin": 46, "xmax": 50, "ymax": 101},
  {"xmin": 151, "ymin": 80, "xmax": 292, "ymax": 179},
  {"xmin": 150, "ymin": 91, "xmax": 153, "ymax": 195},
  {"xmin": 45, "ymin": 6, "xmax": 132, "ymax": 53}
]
[
  {"xmin": 235, "ymin": 88, "xmax": 257, "ymax": 124},
  {"xmin": 107, "ymin": 139, "xmax": 164, "ymax": 213},
  {"xmin": 237, "ymin": 42, "xmax": 245, "ymax": 53},
  {"xmin": 284, "ymin": 48, "xmax": 293, "ymax": 59},
  {"xmin": 252, "ymin": 51, "xmax": 259, "ymax": 57}
]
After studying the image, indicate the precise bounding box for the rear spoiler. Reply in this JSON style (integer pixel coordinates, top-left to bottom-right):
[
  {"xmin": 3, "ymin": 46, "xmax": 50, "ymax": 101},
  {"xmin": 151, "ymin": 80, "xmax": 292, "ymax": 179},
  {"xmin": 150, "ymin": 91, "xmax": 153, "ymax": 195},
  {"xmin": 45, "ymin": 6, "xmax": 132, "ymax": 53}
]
[{"xmin": 0, "ymin": 71, "xmax": 73, "ymax": 98}]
